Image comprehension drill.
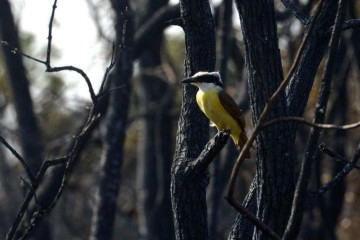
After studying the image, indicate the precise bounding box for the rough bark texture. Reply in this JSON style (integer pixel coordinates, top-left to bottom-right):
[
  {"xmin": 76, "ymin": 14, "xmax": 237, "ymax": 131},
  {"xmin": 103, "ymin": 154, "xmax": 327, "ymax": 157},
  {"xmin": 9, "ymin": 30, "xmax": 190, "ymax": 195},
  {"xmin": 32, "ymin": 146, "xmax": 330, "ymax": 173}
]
[
  {"xmin": 171, "ymin": 0, "xmax": 215, "ymax": 239},
  {"xmin": 136, "ymin": 0, "xmax": 174, "ymax": 239},
  {"xmin": 89, "ymin": 1, "xmax": 134, "ymax": 239},
  {"xmin": 229, "ymin": 1, "xmax": 339, "ymax": 239},
  {"xmin": 232, "ymin": 0, "xmax": 294, "ymax": 238}
]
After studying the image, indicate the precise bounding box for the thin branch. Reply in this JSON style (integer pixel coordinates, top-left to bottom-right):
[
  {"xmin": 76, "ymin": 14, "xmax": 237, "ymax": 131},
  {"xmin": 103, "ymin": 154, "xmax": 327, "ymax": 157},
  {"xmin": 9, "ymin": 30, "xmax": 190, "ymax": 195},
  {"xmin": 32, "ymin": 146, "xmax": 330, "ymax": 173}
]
[
  {"xmin": 325, "ymin": 18, "xmax": 360, "ymax": 35},
  {"xmin": 341, "ymin": 18, "xmax": 360, "ymax": 31},
  {"xmin": 1, "ymin": 41, "xmax": 46, "ymax": 65},
  {"xmin": 2, "ymin": 0, "xmax": 96, "ymax": 104},
  {"xmin": 280, "ymin": 0, "xmax": 311, "ymax": 25},
  {"xmin": 5, "ymin": 157, "xmax": 67, "ymax": 240},
  {"xmin": 312, "ymin": 143, "xmax": 360, "ymax": 195},
  {"xmin": 46, "ymin": 66, "xmax": 96, "ymax": 102},
  {"xmin": 261, "ymin": 116, "xmax": 360, "ymax": 130},
  {"xmin": 45, "ymin": 0, "xmax": 57, "ymax": 68},
  {"xmin": 0, "ymin": 135, "xmax": 35, "ymax": 183},
  {"xmin": 320, "ymin": 143, "xmax": 360, "ymax": 170}
]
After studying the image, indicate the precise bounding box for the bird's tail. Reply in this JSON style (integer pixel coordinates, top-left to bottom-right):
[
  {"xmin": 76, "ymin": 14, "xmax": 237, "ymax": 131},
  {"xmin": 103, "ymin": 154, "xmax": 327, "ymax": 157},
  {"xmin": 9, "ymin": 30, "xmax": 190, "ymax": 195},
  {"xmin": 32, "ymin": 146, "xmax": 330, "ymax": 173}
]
[{"xmin": 236, "ymin": 131, "xmax": 251, "ymax": 159}]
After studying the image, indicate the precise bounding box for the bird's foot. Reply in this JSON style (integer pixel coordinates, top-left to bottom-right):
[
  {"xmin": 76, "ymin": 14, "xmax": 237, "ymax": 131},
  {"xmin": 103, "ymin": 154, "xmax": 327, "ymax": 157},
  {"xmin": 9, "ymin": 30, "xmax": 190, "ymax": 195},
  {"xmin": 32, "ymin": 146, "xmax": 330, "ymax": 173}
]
[{"xmin": 220, "ymin": 129, "xmax": 231, "ymax": 136}]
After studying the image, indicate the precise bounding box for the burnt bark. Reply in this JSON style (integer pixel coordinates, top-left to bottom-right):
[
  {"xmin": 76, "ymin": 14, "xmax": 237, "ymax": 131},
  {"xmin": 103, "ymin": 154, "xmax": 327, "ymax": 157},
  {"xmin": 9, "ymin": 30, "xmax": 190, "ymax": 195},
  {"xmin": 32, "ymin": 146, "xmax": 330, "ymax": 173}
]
[
  {"xmin": 232, "ymin": 0, "xmax": 294, "ymax": 238},
  {"xmin": 229, "ymin": 1, "xmax": 341, "ymax": 239},
  {"xmin": 170, "ymin": 0, "xmax": 216, "ymax": 239}
]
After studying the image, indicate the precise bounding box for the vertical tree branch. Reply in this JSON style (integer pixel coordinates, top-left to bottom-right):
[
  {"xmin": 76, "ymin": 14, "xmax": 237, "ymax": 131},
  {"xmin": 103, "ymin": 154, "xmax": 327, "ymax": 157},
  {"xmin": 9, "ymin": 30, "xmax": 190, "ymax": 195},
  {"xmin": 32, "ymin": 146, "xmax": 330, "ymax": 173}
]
[
  {"xmin": 136, "ymin": 0, "xmax": 174, "ymax": 239},
  {"xmin": 89, "ymin": 1, "xmax": 134, "ymax": 239}
]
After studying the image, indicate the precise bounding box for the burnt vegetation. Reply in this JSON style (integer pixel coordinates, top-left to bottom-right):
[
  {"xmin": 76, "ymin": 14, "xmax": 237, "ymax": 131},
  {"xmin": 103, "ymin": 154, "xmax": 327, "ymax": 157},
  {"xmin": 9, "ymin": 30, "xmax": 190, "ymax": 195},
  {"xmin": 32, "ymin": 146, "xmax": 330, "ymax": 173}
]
[{"xmin": 0, "ymin": 0, "xmax": 360, "ymax": 239}]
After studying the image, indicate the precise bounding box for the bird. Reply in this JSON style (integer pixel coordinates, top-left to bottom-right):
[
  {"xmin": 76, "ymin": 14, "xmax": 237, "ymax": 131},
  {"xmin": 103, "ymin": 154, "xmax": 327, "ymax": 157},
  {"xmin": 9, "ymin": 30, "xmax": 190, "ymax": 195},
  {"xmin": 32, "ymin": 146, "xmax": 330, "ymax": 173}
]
[{"xmin": 181, "ymin": 71, "xmax": 250, "ymax": 158}]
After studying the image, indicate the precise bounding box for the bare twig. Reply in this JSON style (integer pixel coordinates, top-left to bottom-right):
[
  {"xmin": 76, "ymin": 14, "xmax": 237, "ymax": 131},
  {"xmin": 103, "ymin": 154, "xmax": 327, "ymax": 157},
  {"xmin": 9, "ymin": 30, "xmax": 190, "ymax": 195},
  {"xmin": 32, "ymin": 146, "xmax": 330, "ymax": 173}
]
[
  {"xmin": 45, "ymin": 0, "xmax": 57, "ymax": 68},
  {"xmin": 5, "ymin": 157, "xmax": 67, "ymax": 240},
  {"xmin": 311, "ymin": 143, "xmax": 360, "ymax": 195},
  {"xmin": 0, "ymin": 135, "xmax": 35, "ymax": 182},
  {"xmin": 46, "ymin": 66, "xmax": 96, "ymax": 102},
  {"xmin": 2, "ymin": 0, "xmax": 96, "ymax": 104},
  {"xmin": 4, "ymin": 0, "xmax": 126, "ymax": 238},
  {"xmin": 261, "ymin": 116, "xmax": 360, "ymax": 130},
  {"xmin": 320, "ymin": 143, "xmax": 360, "ymax": 170}
]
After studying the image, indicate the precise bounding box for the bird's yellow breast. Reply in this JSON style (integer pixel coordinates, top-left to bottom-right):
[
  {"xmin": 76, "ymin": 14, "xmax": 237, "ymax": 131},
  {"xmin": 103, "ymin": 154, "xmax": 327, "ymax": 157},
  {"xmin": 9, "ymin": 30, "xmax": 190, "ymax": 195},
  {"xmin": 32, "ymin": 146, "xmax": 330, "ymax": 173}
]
[{"xmin": 196, "ymin": 89, "xmax": 241, "ymax": 143}]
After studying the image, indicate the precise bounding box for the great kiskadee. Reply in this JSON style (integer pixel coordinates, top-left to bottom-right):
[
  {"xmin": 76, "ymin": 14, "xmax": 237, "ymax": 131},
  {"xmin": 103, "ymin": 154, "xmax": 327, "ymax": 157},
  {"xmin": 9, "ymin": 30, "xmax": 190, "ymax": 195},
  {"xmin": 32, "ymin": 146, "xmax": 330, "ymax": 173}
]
[{"xmin": 182, "ymin": 71, "xmax": 250, "ymax": 158}]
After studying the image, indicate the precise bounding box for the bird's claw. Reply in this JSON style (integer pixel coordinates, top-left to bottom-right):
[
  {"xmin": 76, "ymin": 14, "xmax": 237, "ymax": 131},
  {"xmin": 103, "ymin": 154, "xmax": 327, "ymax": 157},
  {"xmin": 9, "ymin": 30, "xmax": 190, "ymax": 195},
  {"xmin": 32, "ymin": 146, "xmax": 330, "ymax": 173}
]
[{"xmin": 221, "ymin": 129, "xmax": 231, "ymax": 135}]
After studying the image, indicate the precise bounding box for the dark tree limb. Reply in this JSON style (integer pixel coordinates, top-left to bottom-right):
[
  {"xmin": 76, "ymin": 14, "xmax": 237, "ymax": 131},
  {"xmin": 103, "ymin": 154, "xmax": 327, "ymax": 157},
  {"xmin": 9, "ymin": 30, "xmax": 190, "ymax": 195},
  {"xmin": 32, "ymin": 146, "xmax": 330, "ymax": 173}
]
[
  {"xmin": 183, "ymin": 131, "xmax": 230, "ymax": 178},
  {"xmin": 261, "ymin": 116, "xmax": 360, "ymax": 130},
  {"xmin": 0, "ymin": 135, "xmax": 35, "ymax": 183},
  {"xmin": 283, "ymin": 0, "xmax": 347, "ymax": 239},
  {"xmin": 134, "ymin": 3, "xmax": 180, "ymax": 58},
  {"xmin": 315, "ymin": 143, "xmax": 360, "ymax": 195},
  {"xmin": 320, "ymin": 144, "xmax": 360, "ymax": 170},
  {"xmin": 280, "ymin": 0, "xmax": 311, "ymax": 25}
]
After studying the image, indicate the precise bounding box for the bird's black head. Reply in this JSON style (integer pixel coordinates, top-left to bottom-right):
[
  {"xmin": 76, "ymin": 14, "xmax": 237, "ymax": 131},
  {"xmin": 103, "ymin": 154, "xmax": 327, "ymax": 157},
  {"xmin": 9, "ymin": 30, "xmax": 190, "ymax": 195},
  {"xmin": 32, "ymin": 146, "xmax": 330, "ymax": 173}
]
[{"xmin": 181, "ymin": 71, "xmax": 223, "ymax": 87}]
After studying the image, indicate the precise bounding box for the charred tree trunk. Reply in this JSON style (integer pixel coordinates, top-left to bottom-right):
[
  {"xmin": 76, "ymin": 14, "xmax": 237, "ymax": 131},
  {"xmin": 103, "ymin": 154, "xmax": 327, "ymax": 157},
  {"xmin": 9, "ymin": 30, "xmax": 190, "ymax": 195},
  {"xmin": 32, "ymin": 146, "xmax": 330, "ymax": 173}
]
[
  {"xmin": 136, "ymin": 1, "xmax": 174, "ymax": 239},
  {"xmin": 231, "ymin": 0, "xmax": 294, "ymax": 238},
  {"xmin": 229, "ymin": 1, "xmax": 338, "ymax": 239},
  {"xmin": 170, "ymin": 0, "xmax": 216, "ymax": 239}
]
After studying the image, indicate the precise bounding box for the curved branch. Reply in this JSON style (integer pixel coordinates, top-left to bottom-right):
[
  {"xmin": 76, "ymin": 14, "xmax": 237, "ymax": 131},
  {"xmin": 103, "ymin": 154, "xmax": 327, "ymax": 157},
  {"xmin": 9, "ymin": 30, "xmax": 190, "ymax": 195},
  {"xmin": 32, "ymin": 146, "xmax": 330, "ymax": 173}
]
[
  {"xmin": 261, "ymin": 116, "xmax": 360, "ymax": 130},
  {"xmin": 46, "ymin": 66, "xmax": 96, "ymax": 103}
]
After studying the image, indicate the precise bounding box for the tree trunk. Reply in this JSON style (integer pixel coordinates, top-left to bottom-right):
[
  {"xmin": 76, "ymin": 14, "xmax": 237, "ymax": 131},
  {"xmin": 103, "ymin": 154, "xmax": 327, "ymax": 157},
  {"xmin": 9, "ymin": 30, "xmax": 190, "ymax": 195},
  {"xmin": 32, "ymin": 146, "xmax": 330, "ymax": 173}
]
[
  {"xmin": 89, "ymin": 1, "xmax": 134, "ymax": 239},
  {"xmin": 171, "ymin": 0, "xmax": 216, "ymax": 239},
  {"xmin": 234, "ymin": 0, "xmax": 294, "ymax": 237},
  {"xmin": 229, "ymin": 1, "xmax": 339, "ymax": 239},
  {"xmin": 136, "ymin": 1, "xmax": 174, "ymax": 239}
]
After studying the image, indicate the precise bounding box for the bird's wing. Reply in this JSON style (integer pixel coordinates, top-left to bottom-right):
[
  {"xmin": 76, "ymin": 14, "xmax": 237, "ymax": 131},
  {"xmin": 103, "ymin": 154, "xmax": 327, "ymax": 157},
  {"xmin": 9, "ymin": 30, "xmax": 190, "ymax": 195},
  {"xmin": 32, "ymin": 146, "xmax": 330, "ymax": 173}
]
[{"xmin": 218, "ymin": 90, "xmax": 246, "ymax": 130}]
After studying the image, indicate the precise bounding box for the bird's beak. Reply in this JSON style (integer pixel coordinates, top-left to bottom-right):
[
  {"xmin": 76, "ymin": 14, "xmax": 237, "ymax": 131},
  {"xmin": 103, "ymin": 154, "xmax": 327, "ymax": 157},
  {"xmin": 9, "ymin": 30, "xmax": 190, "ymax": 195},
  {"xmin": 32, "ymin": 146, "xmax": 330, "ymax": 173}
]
[{"xmin": 181, "ymin": 77, "xmax": 197, "ymax": 84}]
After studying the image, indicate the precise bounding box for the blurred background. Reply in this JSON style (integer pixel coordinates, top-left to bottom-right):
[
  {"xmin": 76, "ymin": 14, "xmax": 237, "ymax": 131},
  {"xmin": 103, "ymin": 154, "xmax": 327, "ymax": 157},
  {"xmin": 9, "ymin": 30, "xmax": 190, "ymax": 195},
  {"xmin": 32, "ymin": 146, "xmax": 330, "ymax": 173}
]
[{"xmin": 0, "ymin": 0, "xmax": 359, "ymax": 239}]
